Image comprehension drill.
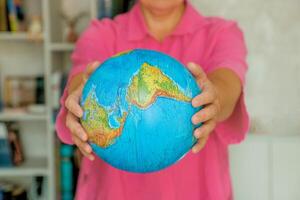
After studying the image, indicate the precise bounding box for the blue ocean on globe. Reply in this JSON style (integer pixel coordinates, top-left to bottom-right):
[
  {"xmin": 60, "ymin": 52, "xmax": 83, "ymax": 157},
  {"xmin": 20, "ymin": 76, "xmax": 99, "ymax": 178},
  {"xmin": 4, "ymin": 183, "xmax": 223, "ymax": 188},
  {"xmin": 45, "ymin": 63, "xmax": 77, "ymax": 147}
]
[{"xmin": 80, "ymin": 49, "xmax": 202, "ymax": 173}]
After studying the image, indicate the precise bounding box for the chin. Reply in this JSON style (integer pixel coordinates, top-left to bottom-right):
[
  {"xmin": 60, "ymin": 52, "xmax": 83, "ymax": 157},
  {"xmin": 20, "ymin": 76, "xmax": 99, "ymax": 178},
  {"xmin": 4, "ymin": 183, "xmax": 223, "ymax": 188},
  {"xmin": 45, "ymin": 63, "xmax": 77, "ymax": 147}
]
[{"xmin": 140, "ymin": 0, "xmax": 185, "ymax": 13}]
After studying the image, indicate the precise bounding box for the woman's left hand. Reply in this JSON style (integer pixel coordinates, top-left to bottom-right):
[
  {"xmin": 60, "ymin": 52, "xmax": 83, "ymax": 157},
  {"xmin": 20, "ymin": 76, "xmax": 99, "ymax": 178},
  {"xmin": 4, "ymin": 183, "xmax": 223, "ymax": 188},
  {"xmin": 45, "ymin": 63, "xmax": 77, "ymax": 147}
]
[{"xmin": 186, "ymin": 62, "xmax": 221, "ymax": 153}]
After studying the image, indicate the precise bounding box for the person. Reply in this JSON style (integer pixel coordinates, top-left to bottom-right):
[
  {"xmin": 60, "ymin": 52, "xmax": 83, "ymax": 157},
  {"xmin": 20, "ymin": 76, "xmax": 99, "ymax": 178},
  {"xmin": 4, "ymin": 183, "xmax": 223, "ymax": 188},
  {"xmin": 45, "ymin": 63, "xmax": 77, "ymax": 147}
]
[{"xmin": 55, "ymin": 0, "xmax": 249, "ymax": 199}]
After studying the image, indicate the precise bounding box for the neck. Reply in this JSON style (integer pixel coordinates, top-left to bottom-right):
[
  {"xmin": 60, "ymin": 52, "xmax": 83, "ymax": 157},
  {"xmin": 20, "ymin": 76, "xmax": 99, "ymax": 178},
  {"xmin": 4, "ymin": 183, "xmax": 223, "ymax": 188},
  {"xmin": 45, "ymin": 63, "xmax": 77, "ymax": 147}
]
[{"xmin": 141, "ymin": 3, "xmax": 185, "ymax": 42}]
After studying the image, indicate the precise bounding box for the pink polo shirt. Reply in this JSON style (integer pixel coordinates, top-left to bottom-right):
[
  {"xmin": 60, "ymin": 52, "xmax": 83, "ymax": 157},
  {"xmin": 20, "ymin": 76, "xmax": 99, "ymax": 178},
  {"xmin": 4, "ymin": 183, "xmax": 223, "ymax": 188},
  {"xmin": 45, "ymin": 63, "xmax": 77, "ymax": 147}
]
[{"xmin": 56, "ymin": 2, "xmax": 249, "ymax": 200}]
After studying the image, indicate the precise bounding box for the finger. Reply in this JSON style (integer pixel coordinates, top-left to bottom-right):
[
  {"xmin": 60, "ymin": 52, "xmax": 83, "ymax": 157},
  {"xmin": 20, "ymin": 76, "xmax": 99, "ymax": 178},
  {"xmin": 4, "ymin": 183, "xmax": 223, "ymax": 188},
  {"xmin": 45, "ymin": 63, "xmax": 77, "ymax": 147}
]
[
  {"xmin": 79, "ymin": 147, "xmax": 95, "ymax": 161},
  {"xmin": 72, "ymin": 135, "xmax": 92, "ymax": 153},
  {"xmin": 83, "ymin": 61, "xmax": 100, "ymax": 82},
  {"xmin": 72, "ymin": 135, "xmax": 94, "ymax": 161},
  {"xmin": 186, "ymin": 62, "xmax": 207, "ymax": 81},
  {"xmin": 66, "ymin": 112, "xmax": 88, "ymax": 141},
  {"xmin": 192, "ymin": 104, "xmax": 218, "ymax": 124},
  {"xmin": 192, "ymin": 135, "xmax": 209, "ymax": 153},
  {"xmin": 65, "ymin": 94, "xmax": 83, "ymax": 118},
  {"xmin": 79, "ymin": 146, "xmax": 95, "ymax": 161},
  {"xmin": 194, "ymin": 119, "xmax": 216, "ymax": 139},
  {"xmin": 192, "ymin": 86, "xmax": 216, "ymax": 107}
]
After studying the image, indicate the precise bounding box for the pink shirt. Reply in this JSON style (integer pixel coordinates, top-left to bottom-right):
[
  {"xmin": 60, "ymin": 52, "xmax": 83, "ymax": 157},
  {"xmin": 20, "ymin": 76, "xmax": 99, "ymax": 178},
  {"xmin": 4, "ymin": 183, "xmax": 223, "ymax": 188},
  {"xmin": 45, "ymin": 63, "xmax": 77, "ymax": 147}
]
[{"xmin": 56, "ymin": 2, "xmax": 249, "ymax": 200}]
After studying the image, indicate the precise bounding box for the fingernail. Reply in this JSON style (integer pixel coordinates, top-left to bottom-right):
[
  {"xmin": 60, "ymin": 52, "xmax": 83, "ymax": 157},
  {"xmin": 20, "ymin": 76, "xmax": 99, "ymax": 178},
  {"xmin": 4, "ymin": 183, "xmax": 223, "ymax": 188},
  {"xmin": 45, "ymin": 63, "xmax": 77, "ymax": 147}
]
[
  {"xmin": 90, "ymin": 155, "xmax": 95, "ymax": 161},
  {"xmin": 192, "ymin": 100, "xmax": 198, "ymax": 107},
  {"xmin": 194, "ymin": 130, "xmax": 201, "ymax": 138},
  {"xmin": 78, "ymin": 110, "xmax": 83, "ymax": 117},
  {"xmin": 187, "ymin": 62, "xmax": 193, "ymax": 68},
  {"xmin": 192, "ymin": 147, "xmax": 198, "ymax": 153},
  {"xmin": 191, "ymin": 116, "xmax": 197, "ymax": 124},
  {"xmin": 191, "ymin": 117, "xmax": 195, "ymax": 124},
  {"xmin": 85, "ymin": 146, "xmax": 91, "ymax": 153},
  {"xmin": 81, "ymin": 133, "xmax": 87, "ymax": 141}
]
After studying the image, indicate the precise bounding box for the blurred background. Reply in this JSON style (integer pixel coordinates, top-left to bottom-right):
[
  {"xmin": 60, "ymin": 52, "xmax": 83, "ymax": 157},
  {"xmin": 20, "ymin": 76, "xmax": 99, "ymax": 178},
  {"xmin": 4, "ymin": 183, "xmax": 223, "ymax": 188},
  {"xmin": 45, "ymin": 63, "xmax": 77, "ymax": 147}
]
[{"xmin": 0, "ymin": 0, "xmax": 299, "ymax": 199}]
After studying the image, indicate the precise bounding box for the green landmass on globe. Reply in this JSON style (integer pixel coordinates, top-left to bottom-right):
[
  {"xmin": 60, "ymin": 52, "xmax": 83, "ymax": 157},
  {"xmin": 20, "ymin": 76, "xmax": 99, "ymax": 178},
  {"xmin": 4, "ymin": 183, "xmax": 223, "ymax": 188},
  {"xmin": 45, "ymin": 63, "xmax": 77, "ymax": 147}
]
[
  {"xmin": 81, "ymin": 91, "xmax": 128, "ymax": 147},
  {"xmin": 81, "ymin": 62, "xmax": 192, "ymax": 148},
  {"xmin": 127, "ymin": 63, "xmax": 191, "ymax": 108}
]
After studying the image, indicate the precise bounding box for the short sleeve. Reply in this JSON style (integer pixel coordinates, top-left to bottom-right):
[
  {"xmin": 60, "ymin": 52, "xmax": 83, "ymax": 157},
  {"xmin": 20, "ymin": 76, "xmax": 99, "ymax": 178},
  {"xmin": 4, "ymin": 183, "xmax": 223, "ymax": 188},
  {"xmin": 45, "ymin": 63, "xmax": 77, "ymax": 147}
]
[
  {"xmin": 206, "ymin": 21, "xmax": 249, "ymax": 145},
  {"xmin": 55, "ymin": 19, "xmax": 115, "ymax": 144}
]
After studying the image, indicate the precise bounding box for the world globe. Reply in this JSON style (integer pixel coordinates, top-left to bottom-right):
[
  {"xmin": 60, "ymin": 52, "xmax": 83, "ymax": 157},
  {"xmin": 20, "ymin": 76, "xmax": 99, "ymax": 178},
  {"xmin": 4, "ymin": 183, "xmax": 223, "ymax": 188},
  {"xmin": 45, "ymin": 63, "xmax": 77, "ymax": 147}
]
[{"xmin": 80, "ymin": 49, "xmax": 202, "ymax": 173}]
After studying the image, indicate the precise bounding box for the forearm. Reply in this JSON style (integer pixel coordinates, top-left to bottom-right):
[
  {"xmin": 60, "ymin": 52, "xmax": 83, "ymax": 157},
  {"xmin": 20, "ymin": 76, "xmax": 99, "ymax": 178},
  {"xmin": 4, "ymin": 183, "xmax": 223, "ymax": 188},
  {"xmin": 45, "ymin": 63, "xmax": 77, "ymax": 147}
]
[{"xmin": 208, "ymin": 68, "xmax": 242, "ymax": 122}]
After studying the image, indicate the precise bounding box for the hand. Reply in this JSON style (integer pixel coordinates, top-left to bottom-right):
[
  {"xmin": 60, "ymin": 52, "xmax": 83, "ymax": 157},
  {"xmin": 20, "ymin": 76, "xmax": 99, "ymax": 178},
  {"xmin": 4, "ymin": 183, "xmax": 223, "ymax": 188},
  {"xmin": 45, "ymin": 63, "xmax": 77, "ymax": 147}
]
[
  {"xmin": 186, "ymin": 62, "xmax": 220, "ymax": 153},
  {"xmin": 65, "ymin": 61, "xmax": 100, "ymax": 161}
]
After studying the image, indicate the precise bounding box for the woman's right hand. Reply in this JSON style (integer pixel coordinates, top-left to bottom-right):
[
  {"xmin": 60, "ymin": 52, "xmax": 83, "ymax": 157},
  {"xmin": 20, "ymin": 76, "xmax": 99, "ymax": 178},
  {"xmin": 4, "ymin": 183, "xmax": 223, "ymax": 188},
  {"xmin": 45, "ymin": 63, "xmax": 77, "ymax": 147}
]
[{"xmin": 65, "ymin": 61, "xmax": 100, "ymax": 161}]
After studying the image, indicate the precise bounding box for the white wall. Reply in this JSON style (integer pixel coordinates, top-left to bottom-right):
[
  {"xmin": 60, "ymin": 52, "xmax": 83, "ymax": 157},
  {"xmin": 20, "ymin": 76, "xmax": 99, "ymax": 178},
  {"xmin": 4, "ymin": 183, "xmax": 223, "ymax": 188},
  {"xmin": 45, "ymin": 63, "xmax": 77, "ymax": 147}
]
[
  {"xmin": 191, "ymin": 0, "xmax": 300, "ymax": 135},
  {"xmin": 190, "ymin": 1, "xmax": 300, "ymax": 199}
]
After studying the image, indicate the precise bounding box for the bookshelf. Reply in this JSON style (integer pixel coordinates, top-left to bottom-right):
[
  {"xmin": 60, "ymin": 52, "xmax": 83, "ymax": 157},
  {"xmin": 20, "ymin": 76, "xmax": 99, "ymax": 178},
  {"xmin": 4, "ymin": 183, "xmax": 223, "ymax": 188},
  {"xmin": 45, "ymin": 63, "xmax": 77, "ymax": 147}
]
[
  {"xmin": 0, "ymin": 157, "xmax": 48, "ymax": 177},
  {"xmin": 0, "ymin": 32, "xmax": 39, "ymax": 41},
  {"xmin": 0, "ymin": 112, "xmax": 48, "ymax": 121},
  {"xmin": 0, "ymin": 0, "xmax": 97, "ymax": 199},
  {"xmin": 49, "ymin": 43, "xmax": 75, "ymax": 52}
]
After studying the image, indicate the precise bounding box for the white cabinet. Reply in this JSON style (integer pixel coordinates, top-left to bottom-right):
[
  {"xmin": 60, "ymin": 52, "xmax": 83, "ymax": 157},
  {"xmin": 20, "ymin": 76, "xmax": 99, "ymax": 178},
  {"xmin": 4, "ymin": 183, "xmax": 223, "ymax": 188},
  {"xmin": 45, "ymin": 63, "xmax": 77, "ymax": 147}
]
[
  {"xmin": 230, "ymin": 138, "xmax": 270, "ymax": 200},
  {"xmin": 273, "ymin": 138, "xmax": 300, "ymax": 200},
  {"xmin": 230, "ymin": 134, "xmax": 300, "ymax": 200}
]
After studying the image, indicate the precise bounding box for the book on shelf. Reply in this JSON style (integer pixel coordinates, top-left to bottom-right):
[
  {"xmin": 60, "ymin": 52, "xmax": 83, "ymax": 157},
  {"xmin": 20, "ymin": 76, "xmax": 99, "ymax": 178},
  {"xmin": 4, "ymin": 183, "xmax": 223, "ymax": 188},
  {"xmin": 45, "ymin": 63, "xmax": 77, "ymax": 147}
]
[
  {"xmin": 0, "ymin": 178, "xmax": 47, "ymax": 200},
  {"xmin": 6, "ymin": 0, "xmax": 18, "ymax": 32},
  {"xmin": 29, "ymin": 176, "xmax": 47, "ymax": 200},
  {"xmin": 0, "ymin": 67, "xmax": 2, "ymax": 112},
  {"xmin": 0, "ymin": 0, "xmax": 26, "ymax": 32},
  {"xmin": 51, "ymin": 72, "xmax": 63, "ymax": 110},
  {"xmin": 6, "ymin": 122, "xmax": 24, "ymax": 166},
  {"xmin": 0, "ymin": 181, "xmax": 28, "ymax": 200},
  {"xmin": 0, "ymin": 122, "xmax": 13, "ymax": 167},
  {"xmin": 0, "ymin": 101, "xmax": 3, "ymax": 112},
  {"xmin": 2, "ymin": 75, "xmax": 46, "ymax": 114},
  {"xmin": 0, "ymin": 0, "xmax": 8, "ymax": 31},
  {"xmin": 0, "ymin": 122, "xmax": 24, "ymax": 167},
  {"xmin": 0, "ymin": 91, "xmax": 3, "ymax": 112},
  {"xmin": 51, "ymin": 71, "xmax": 67, "ymax": 121},
  {"xmin": 14, "ymin": 0, "xmax": 25, "ymax": 24}
]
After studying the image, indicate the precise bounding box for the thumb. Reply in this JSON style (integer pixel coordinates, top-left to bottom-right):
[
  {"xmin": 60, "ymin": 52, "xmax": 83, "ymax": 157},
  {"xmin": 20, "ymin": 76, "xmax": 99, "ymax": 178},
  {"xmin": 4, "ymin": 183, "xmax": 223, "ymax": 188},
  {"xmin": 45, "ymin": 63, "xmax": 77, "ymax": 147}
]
[
  {"xmin": 186, "ymin": 62, "xmax": 206, "ymax": 81},
  {"xmin": 83, "ymin": 61, "xmax": 100, "ymax": 82},
  {"xmin": 73, "ymin": 83, "xmax": 85, "ymax": 97}
]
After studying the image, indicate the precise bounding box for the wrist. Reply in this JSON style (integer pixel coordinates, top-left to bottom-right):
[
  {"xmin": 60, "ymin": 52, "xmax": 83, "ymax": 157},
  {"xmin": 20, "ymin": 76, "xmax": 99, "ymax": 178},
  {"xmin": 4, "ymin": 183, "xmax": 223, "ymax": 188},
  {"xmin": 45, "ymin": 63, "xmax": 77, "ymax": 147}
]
[{"xmin": 210, "ymin": 78, "xmax": 225, "ymax": 122}]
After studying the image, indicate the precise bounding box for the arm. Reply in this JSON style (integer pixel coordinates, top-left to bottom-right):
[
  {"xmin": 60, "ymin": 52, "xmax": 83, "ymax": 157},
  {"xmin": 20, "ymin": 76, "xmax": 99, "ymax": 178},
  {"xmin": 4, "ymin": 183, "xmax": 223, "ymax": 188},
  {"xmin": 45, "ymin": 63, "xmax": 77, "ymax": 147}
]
[
  {"xmin": 208, "ymin": 68, "xmax": 242, "ymax": 122},
  {"xmin": 188, "ymin": 21, "xmax": 249, "ymax": 152},
  {"xmin": 55, "ymin": 19, "xmax": 115, "ymax": 160},
  {"xmin": 187, "ymin": 63, "xmax": 243, "ymax": 153}
]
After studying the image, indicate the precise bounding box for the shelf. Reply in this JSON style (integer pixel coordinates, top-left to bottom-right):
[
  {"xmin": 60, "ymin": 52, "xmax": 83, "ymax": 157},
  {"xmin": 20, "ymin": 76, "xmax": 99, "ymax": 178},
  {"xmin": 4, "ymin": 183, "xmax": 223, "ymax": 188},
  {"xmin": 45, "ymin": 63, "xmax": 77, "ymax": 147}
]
[
  {"xmin": 0, "ymin": 32, "xmax": 27, "ymax": 40},
  {"xmin": 0, "ymin": 32, "xmax": 43, "ymax": 42},
  {"xmin": 0, "ymin": 157, "xmax": 48, "ymax": 177},
  {"xmin": 50, "ymin": 43, "xmax": 75, "ymax": 51},
  {"xmin": 0, "ymin": 112, "xmax": 48, "ymax": 121}
]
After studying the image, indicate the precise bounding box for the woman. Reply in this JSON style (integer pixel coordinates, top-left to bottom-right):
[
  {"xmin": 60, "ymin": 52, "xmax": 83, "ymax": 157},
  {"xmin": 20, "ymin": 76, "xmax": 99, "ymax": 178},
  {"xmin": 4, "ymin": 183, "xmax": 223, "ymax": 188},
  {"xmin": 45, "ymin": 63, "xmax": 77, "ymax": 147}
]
[{"xmin": 56, "ymin": 0, "xmax": 249, "ymax": 199}]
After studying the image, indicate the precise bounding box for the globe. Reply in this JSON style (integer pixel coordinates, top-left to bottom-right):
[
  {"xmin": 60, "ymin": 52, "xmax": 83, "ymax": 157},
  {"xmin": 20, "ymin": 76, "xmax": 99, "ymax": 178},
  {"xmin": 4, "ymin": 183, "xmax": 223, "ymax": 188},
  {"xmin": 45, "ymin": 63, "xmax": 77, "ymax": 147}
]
[{"xmin": 80, "ymin": 49, "xmax": 202, "ymax": 173}]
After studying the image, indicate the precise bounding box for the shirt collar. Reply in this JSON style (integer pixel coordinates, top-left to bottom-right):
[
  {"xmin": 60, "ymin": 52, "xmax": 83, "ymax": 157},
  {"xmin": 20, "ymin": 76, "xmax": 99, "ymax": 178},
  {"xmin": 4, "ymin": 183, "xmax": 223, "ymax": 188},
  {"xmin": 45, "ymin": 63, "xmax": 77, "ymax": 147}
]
[{"xmin": 127, "ymin": 1, "xmax": 207, "ymax": 41}]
